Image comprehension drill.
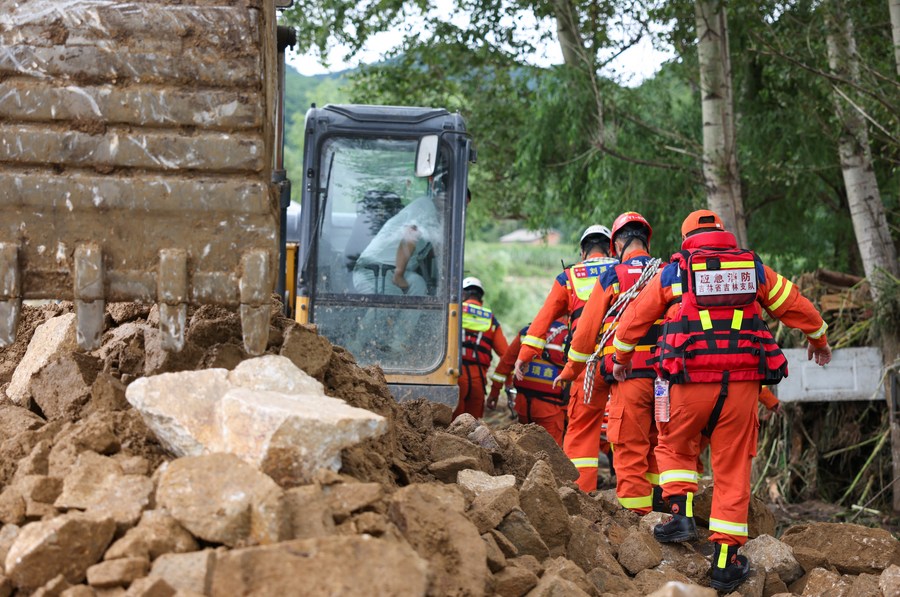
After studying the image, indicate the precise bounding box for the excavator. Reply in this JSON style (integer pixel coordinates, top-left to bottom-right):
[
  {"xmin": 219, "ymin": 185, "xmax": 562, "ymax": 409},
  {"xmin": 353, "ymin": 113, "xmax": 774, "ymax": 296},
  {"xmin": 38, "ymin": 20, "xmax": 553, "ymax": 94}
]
[{"xmin": 0, "ymin": 0, "xmax": 471, "ymax": 406}]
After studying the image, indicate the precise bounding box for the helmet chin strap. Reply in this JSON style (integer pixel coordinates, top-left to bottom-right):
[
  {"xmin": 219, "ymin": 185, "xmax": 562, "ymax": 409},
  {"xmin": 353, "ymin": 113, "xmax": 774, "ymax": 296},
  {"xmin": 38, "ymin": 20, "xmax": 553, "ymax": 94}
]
[{"xmin": 619, "ymin": 233, "xmax": 647, "ymax": 256}]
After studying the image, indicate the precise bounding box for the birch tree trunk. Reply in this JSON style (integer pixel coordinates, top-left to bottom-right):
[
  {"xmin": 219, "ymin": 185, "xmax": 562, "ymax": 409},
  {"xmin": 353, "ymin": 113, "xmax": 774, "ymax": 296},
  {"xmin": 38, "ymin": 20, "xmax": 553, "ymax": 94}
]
[
  {"xmin": 825, "ymin": 4, "xmax": 899, "ymax": 296},
  {"xmin": 890, "ymin": 0, "xmax": 900, "ymax": 75},
  {"xmin": 552, "ymin": 0, "xmax": 585, "ymax": 68},
  {"xmin": 827, "ymin": 0, "xmax": 900, "ymax": 513},
  {"xmin": 694, "ymin": 1, "xmax": 748, "ymax": 247}
]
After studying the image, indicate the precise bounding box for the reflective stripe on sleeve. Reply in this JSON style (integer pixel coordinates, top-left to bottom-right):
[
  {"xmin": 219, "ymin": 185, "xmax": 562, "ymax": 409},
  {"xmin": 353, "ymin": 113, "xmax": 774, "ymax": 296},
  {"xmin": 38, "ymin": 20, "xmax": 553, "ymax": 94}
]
[
  {"xmin": 768, "ymin": 279, "xmax": 794, "ymax": 311},
  {"xmin": 568, "ymin": 347, "xmax": 592, "ymax": 363},
  {"xmin": 490, "ymin": 372, "xmax": 506, "ymax": 384},
  {"xmin": 612, "ymin": 335, "xmax": 636, "ymax": 352},
  {"xmin": 659, "ymin": 469, "xmax": 699, "ymax": 485},
  {"xmin": 808, "ymin": 321, "xmax": 828, "ymax": 339},
  {"xmin": 709, "ymin": 517, "xmax": 748, "ymax": 537},
  {"xmin": 767, "ymin": 275, "xmax": 785, "ymax": 300},
  {"xmin": 522, "ymin": 335, "xmax": 546, "ymax": 349},
  {"xmin": 671, "ymin": 282, "xmax": 683, "ymax": 296},
  {"xmin": 645, "ymin": 472, "xmax": 660, "ymax": 485}
]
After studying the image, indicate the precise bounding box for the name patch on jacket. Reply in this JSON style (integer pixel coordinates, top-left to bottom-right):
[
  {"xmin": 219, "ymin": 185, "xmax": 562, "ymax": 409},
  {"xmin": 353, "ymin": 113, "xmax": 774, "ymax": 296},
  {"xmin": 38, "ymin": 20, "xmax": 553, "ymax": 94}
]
[{"xmin": 695, "ymin": 269, "xmax": 757, "ymax": 297}]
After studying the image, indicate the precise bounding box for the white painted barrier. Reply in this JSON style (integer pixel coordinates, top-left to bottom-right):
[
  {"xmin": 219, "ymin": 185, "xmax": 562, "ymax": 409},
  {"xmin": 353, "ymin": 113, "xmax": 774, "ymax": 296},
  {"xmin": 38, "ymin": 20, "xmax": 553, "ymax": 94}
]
[{"xmin": 776, "ymin": 347, "xmax": 885, "ymax": 402}]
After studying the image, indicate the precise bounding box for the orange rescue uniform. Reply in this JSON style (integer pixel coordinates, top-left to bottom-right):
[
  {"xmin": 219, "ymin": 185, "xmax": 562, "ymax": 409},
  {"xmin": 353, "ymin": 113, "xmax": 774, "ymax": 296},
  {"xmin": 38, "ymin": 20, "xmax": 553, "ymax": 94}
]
[
  {"xmin": 612, "ymin": 241, "xmax": 827, "ymax": 546},
  {"xmin": 518, "ymin": 256, "xmax": 618, "ymax": 492},
  {"xmin": 492, "ymin": 324, "xmax": 567, "ymax": 445},
  {"xmin": 559, "ymin": 250, "xmax": 661, "ymax": 512},
  {"xmin": 456, "ymin": 298, "xmax": 508, "ymax": 419}
]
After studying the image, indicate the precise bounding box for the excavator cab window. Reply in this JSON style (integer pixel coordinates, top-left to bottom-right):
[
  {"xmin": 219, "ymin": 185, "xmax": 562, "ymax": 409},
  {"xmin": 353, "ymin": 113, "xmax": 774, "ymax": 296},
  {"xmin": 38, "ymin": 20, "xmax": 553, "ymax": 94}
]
[{"xmin": 307, "ymin": 135, "xmax": 452, "ymax": 373}]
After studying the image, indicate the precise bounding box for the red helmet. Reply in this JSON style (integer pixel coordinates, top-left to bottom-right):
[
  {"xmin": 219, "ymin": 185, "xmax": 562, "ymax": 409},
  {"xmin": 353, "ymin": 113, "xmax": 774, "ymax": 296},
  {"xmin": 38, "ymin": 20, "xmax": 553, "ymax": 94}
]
[{"xmin": 609, "ymin": 212, "xmax": 653, "ymax": 253}]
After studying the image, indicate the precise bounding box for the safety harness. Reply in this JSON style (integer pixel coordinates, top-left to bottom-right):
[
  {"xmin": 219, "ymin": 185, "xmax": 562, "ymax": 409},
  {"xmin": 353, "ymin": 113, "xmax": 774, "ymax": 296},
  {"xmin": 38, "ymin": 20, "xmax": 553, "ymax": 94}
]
[
  {"xmin": 515, "ymin": 321, "xmax": 570, "ymax": 411},
  {"xmin": 461, "ymin": 302, "xmax": 496, "ymax": 367},
  {"xmin": 655, "ymin": 231, "xmax": 788, "ymax": 435},
  {"xmin": 583, "ymin": 257, "xmax": 662, "ymax": 402},
  {"xmin": 597, "ymin": 258, "xmax": 665, "ymax": 384}
]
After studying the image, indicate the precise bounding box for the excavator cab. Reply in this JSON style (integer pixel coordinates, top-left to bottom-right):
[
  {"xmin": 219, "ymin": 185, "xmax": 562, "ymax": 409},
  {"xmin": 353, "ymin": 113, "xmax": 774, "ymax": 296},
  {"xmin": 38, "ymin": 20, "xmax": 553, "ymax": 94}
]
[{"xmin": 294, "ymin": 105, "xmax": 474, "ymax": 405}]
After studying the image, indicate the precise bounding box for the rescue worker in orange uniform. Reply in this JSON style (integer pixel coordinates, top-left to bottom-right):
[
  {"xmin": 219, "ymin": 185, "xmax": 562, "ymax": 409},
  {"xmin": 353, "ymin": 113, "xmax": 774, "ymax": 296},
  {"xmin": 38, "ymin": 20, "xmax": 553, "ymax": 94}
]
[
  {"xmin": 515, "ymin": 225, "xmax": 618, "ymax": 492},
  {"xmin": 456, "ymin": 277, "xmax": 509, "ymax": 420},
  {"xmin": 697, "ymin": 386, "xmax": 779, "ymax": 475},
  {"xmin": 610, "ymin": 210, "xmax": 831, "ymax": 592},
  {"xmin": 556, "ymin": 212, "xmax": 664, "ymax": 513},
  {"xmin": 488, "ymin": 320, "xmax": 569, "ymax": 445}
]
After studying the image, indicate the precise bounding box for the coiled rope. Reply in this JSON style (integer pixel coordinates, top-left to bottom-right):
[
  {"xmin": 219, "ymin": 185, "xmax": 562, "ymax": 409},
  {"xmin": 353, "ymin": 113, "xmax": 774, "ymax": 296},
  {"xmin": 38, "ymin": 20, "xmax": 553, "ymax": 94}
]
[{"xmin": 583, "ymin": 258, "xmax": 663, "ymax": 403}]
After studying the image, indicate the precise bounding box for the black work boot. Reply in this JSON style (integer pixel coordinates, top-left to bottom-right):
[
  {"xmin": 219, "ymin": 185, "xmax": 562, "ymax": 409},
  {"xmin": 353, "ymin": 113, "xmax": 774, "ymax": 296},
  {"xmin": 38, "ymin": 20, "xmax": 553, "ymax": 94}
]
[
  {"xmin": 710, "ymin": 543, "xmax": 750, "ymax": 592},
  {"xmin": 651, "ymin": 485, "xmax": 667, "ymax": 513},
  {"xmin": 653, "ymin": 493, "xmax": 697, "ymax": 542}
]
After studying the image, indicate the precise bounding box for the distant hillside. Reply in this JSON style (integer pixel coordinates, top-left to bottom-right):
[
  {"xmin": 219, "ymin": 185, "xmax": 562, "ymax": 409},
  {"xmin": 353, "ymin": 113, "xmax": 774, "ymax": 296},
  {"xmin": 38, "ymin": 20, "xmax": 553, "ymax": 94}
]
[{"xmin": 284, "ymin": 64, "xmax": 351, "ymax": 124}]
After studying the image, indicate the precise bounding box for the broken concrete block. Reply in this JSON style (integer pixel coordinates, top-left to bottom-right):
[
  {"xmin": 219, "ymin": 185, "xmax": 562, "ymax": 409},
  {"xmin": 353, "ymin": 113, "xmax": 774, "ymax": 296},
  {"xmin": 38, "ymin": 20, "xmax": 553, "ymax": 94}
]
[
  {"xmin": 741, "ymin": 534, "xmax": 803, "ymax": 584},
  {"xmin": 7, "ymin": 314, "xmax": 78, "ymax": 407},
  {"xmin": 155, "ymin": 454, "xmax": 288, "ymax": 547},
  {"xmin": 457, "ymin": 469, "xmax": 516, "ymax": 497},
  {"xmin": 4, "ymin": 512, "xmax": 115, "ymax": 590}
]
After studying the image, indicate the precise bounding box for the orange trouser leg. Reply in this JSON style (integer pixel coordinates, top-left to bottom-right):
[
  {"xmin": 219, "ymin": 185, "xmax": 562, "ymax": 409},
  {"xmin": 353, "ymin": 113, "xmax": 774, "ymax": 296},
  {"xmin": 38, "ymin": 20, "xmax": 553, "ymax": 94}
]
[
  {"xmin": 455, "ymin": 362, "xmax": 486, "ymax": 419},
  {"xmin": 563, "ymin": 372, "xmax": 609, "ymax": 493},
  {"xmin": 516, "ymin": 395, "xmax": 566, "ymax": 446},
  {"xmin": 656, "ymin": 381, "xmax": 760, "ymax": 547},
  {"xmin": 607, "ymin": 378, "xmax": 657, "ymax": 514}
]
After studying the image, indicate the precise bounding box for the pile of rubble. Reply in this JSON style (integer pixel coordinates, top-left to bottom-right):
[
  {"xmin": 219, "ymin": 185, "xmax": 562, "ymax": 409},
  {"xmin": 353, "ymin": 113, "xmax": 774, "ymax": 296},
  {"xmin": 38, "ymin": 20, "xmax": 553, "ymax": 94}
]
[{"xmin": 0, "ymin": 302, "xmax": 898, "ymax": 596}]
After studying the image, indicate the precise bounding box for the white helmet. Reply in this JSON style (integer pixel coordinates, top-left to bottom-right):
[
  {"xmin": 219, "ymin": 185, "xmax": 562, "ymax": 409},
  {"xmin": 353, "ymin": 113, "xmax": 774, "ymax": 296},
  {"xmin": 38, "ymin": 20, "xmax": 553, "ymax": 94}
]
[
  {"xmin": 462, "ymin": 277, "xmax": 484, "ymax": 293},
  {"xmin": 580, "ymin": 224, "xmax": 612, "ymax": 246}
]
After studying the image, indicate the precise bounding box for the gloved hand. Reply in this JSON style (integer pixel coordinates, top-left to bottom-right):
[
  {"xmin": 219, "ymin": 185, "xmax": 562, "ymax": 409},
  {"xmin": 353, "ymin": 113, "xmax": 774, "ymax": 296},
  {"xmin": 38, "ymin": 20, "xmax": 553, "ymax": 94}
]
[{"xmin": 486, "ymin": 383, "xmax": 501, "ymax": 410}]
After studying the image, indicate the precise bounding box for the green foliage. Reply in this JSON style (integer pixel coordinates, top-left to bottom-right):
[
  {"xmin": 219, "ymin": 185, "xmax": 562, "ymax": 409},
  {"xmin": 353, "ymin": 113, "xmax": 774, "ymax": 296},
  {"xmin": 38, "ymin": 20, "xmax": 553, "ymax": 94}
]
[{"xmin": 463, "ymin": 240, "xmax": 578, "ymax": 335}]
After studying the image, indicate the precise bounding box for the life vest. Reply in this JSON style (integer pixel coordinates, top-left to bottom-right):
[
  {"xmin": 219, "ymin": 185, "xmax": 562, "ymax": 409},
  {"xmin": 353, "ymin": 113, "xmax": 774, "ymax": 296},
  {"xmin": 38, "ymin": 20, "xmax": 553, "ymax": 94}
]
[
  {"xmin": 598, "ymin": 256, "xmax": 662, "ymax": 383},
  {"xmin": 461, "ymin": 302, "xmax": 496, "ymax": 367},
  {"xmin": 515, "ymin": 321, "xmax": 568, "ymax": 405},
  {"xmin": 566, "ymin": 256, "xmax": 618, "ymax": 343},
  {"xmin": 655, "ymin": 230, "xmax": 788, "ymax": 385}
]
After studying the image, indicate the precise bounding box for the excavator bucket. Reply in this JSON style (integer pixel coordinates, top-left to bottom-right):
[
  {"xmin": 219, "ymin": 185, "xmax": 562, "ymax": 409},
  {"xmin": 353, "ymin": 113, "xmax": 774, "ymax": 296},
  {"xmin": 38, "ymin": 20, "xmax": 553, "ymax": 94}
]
[{"xmin": 0, "ymin": 0, "xmax": 281, "ymax": 354}]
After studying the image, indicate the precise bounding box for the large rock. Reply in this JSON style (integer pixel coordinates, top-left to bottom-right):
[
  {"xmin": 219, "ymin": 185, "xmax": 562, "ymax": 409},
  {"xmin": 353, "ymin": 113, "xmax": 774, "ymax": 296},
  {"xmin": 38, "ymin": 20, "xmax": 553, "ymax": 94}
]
[
  {"xmin": 740, "ymin": 534, "xmax": 803, "ymax": 584},
  {"xmin": 7, "ymin": 314, "xmax": 78, "ymax": 406},
  {"xmin": 646, "ymin": 582, "xmax": 717, "ymax": 597},
  {"xmin": 780, "ymin": 522, "xmax": 900, "ymax": 575},
  {"xmin": 881, "ymin": 564, "xmax": 900, "ymax": 597},
  {"xmin": 617, "ymin": 527, "xmax": 662, "ymax": 575},
  {"xmin": 507, "ymin": 425, "xmax": 578, "ymax": 482},
  {"xmin": 210, "ymin": 537, "xmax": 428, "ymax": 597},
  {"xmin": 279, "ymin": 324, "xmax": 333, "ymax": 380},
  {"xmin": 429, "ymin": 432, "xmax": 493, "ymax": 475},
  {"xmin": 282, "ymin": 485, "xmax": 335, "ymax": 539},
  {"xmin": 519, "ymin": 460, "xmax": 570, "ymax": 556},
  {"xmin": 4, "ymin": 513, "xmax": 115, "ymax": 590},
  {"xmin": 126, "ymin": 356, "xmax": 386, "ymax": 485},
  {"xmin": 155, "ymin": 454, "xmax": 289, "ymax": 547},
  {"xmin": 467, "ymin": 486, "xmax": 520, "ymax": 534},
  {"xmin": 29, "ymin": 354, "xmax": 100, "ymax": 422},
  {"xmin": 496, "ymin": 510, "xmax": 549, "ymax": 560},
  {"xmin": 54, "ymin": 451, "xmax": 154, "ymax": 531},
  {"xmin": 389, "ymin": 484, "xmax": 488, "ymax": 596}
]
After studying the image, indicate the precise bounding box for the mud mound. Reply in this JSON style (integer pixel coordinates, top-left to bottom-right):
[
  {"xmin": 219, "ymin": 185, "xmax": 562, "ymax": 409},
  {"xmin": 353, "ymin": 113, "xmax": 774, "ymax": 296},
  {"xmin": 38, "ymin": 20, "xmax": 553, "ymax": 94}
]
[{"xmin": 0, "ymin": 300, "xmax": 897, "ymax": 596}]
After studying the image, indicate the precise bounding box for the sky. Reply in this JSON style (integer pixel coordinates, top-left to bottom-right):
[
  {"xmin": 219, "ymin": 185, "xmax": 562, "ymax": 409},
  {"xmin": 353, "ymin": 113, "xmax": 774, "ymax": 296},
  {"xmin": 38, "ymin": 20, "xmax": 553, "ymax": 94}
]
[{"xmin": 285, "ymin": 4, "xmax": 675, "ymax": 87}]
